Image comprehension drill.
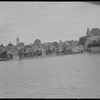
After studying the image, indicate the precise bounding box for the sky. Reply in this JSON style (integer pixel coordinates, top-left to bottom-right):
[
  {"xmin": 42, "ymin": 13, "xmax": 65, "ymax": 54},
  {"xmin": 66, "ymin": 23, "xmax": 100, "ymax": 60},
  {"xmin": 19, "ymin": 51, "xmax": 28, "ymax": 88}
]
[{"xmin": 0, "ymin": 2, "xmax": 100, "ymax": 45}]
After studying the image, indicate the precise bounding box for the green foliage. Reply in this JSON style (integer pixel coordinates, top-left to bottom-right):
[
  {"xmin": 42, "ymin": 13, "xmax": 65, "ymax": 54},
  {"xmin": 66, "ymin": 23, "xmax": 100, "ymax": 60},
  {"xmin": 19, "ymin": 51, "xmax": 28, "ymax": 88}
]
[
  {"xmin": 52, "ymin": 42, "xmax": 58, "ymax": 47},
  {"xmin": 8, "ymin": 43, "xmax": 13, "ymax": 47}
]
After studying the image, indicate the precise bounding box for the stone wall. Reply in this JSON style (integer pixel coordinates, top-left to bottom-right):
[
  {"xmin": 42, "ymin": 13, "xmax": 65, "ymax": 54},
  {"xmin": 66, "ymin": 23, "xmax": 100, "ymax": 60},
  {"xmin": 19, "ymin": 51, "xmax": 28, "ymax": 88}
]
[
  {"xmin": 84, "ymin": 36, "xmax": 100, "ymax": 50},
  {"xmin": 89, "ymin": 46, "xmax": 100, "ymax": 52}
]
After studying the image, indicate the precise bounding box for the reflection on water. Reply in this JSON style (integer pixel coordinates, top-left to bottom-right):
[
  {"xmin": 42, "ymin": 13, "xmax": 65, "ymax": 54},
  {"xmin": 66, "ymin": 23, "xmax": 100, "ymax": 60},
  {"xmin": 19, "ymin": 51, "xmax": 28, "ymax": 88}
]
[{"xmin": 0, "ymin": 53, "xmax": 100, "ymax": 98}]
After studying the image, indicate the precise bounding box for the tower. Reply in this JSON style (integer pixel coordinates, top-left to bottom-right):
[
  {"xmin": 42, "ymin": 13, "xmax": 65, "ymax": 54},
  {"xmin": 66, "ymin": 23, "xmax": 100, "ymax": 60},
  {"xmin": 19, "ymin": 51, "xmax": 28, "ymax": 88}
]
[
  {"xmin": 16, "ymin": 35, "xmax": 20, "ymax": 46},
  {"xmin": 86, "ymin": 27, "xmax": 90, "ymax": 36}
]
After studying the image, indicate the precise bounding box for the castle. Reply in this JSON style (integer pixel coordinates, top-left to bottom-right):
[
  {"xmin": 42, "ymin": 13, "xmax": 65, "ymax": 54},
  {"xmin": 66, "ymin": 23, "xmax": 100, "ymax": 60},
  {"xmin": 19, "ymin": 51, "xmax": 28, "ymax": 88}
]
[{"xmin": 85, "ymin": 27, "xmax": 100, "ymax": 50}]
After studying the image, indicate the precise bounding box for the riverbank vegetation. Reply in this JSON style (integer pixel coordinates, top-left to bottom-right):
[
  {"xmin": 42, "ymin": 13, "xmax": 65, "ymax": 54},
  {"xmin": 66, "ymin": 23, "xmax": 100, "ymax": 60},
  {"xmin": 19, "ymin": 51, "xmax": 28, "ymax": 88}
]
[{"xmin": 0, "ymin": 27, "xmax": 100, "ymax": 60}]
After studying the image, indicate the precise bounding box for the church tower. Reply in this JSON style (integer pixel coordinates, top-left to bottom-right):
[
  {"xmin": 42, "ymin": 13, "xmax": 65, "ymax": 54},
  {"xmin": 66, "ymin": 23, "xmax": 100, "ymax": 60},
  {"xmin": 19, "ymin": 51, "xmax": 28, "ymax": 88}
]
[
  {"xmin": 86, "ymin": 27, "xmax": 90, "ymax": 36},
  {"xmin": 16, "ymin": 35, "xmax": 20, "ymax": 46}
]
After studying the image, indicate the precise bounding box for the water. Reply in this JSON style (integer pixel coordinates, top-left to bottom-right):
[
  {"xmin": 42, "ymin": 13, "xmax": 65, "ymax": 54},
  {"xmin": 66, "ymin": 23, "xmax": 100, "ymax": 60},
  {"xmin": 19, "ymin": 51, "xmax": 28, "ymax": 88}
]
[{"xmin": 0, "ymin": 53, "xmax": 100, "ymax": 98}]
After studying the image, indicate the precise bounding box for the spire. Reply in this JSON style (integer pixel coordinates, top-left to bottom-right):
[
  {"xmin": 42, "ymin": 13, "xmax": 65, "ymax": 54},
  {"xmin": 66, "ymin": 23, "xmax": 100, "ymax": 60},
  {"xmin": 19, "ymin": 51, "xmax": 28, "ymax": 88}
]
[
  {"xmin": 86, "ymin": 27, "xmax": 90, "ymax": 35},
  {"xmin": 17, "ymin": 34, "xmax": 19, "ymax": 40},
  {"xmin": 16, "ymin": 34, "xmax": 20, "ymax": 45}
]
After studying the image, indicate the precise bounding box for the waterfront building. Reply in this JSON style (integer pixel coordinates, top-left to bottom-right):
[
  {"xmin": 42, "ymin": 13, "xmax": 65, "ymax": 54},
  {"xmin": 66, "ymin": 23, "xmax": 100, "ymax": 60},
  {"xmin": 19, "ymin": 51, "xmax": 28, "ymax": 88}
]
[
  {"xmin": 88, "ymin": 46, "xmax": 100, "ymax": 53},
  {"xmin": 84, "ymin": 28, "xmax": 100, "ymax": 50},
  {"xmin": 57, "ymin": 41, "xmax": 65, "ymax": 53},
  {"xmin": 72, "ymin": 45, "xmax": 84, "ymax": 53},
  {"xmin": 41, "ymin": 44, "xmax": 46, "ymax": 56}
]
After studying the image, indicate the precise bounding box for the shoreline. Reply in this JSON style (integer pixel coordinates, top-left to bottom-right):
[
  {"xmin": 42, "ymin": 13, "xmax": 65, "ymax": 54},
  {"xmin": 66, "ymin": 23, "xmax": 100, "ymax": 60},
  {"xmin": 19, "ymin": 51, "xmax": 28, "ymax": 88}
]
[
  {"xmin": 3, "ymin": 52, "xmax": 87, "ymax": 61},
  {"xmin": 1, "ymin": 51, "xmax": 100, "ymax": 62}
]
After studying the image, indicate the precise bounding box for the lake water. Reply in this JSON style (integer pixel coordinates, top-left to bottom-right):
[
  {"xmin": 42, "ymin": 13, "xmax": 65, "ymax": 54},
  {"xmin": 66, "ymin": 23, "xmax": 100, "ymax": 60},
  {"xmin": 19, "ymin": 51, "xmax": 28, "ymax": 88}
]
[{"xmin": 0, "ymin": 53, "xmax": 100, "ymax": 98}]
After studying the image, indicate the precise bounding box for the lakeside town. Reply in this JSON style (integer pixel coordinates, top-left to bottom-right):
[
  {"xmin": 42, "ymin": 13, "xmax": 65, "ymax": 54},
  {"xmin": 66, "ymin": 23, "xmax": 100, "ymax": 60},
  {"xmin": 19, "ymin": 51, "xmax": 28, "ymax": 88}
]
[{"xmin": 0, "ymin": 27, "xmax": 100, "ymax": 61}]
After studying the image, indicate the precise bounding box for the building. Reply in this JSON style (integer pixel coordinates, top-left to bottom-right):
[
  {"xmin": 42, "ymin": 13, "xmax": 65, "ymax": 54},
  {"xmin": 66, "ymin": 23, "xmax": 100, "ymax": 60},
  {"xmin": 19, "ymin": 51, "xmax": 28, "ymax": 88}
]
[
  {"xmin": 88, "ymin": 28, "xmax": 100, "ymax": 36},
  {"xmin": 72, "ymin": 45, "xmax": 84, "ymax": 53},
  {"xmin": 16, "ymin": 35, "xmax": 20, "ymax": 46},
  {"xmin": 84, "ymin": 28, "xmax": 100, "ymax": 50},
  {"xmin": 57, "ymin": 41, "xmax": 64, "ymax": 52},
  {"xmin": 88, "ymin": 46, "xmax": 100, "ymax": 53}
]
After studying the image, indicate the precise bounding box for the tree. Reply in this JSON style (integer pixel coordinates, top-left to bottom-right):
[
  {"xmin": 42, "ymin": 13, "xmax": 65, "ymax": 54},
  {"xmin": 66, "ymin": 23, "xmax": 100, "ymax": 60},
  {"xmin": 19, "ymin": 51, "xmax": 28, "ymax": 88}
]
[
  {"xmin": 7, "ymin": 42, "xmax": 13, "ymax": 47},
  {"xmin": 34, "ymin": 39, "xmax": 41, "ymax": 45},
  {"xmin": 0, "ymin": 44, "xmax": 4, "ymax": 47},
  {"xmin": 52, "ymin": 42, "xmax": 58, "ymax": 47},
  {"xmin": 78, "ymin": 36, "xmax": 86, "ymax": 46},
  {"xmin": 20, "ymin": 42, "xmax": 25, "ymax": 46}
]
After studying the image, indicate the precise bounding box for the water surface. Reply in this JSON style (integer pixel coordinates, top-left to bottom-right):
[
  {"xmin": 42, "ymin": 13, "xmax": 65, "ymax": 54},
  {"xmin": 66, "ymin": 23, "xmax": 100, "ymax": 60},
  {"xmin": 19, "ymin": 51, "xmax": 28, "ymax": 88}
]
[{"xmin": 0, "ymin": 53, "xmax": 100, "ymax": 98}]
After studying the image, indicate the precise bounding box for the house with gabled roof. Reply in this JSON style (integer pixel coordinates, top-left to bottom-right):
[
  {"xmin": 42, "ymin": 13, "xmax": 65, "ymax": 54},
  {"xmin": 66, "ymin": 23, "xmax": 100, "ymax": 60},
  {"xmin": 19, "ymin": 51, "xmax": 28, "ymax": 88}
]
[{"xmin": 85, "ymin": 28, "xmax": 100, "ymax": 50}]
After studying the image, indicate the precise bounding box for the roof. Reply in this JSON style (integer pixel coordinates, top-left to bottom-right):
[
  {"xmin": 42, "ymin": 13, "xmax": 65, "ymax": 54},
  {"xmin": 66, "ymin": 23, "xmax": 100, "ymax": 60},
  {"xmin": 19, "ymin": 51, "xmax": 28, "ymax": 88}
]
[{"xmin": 89, "ymin": 28, "xmax": 100, "ymax": 36}]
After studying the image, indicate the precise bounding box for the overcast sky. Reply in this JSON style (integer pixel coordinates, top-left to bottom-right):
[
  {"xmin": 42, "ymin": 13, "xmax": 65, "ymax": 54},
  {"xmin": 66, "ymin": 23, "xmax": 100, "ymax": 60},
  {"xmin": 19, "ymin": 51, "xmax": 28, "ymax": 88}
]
[{"xmin": 0, "ymin": 2, "xmax": 100, "ymax": 45}]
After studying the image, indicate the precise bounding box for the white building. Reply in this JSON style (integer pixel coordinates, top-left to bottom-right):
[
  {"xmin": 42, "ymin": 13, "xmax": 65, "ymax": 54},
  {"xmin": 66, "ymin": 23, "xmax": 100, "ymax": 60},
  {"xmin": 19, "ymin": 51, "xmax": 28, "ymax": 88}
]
[
  {"xmin": 85, "ymin": 28, "xmax": 100, "ymax": 50},
  {"xmin": 72, "ymin": 45, "xmax": 84, "ymax": 53}
]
